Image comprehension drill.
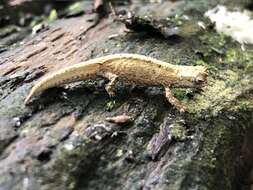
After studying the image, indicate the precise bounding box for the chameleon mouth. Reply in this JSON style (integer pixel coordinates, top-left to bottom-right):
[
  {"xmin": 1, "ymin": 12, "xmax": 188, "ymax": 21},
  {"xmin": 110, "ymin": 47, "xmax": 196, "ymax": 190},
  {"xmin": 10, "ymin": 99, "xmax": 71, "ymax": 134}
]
[
  {"xmin": 197, "ymin": 80, "xmax": 208, "ymax": 88},
  {"xmin": 195, "ymin": 71, "xmax": 208, "ymax": 88}
]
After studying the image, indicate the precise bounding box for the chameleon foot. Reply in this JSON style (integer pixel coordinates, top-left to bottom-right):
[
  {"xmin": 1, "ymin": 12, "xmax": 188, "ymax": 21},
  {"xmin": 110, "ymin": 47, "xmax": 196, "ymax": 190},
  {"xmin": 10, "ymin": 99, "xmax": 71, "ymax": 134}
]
[
  {"xmin": 164, "ymin": 87, "xmax": 187, "ymax": 113},
  {"xmin": 103, "ymin": 72, "xmax": 118, "ymax": 97}
]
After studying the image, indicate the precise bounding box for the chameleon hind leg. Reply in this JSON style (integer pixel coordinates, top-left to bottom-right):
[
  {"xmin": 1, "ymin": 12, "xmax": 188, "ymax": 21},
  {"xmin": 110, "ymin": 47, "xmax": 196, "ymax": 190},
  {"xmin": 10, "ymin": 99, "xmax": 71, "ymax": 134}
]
[
  {"xmin": 102, "ymin": 72, "xmax": 118, "ymax": 97},
  {"xmin": 164, "ymin": 87, "xmax": 187, "ymax": 113}
]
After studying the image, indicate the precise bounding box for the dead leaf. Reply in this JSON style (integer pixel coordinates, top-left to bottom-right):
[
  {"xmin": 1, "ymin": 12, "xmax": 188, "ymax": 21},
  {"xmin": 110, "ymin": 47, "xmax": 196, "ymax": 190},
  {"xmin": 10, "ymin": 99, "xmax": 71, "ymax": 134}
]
[{"xmin": 105, "ymin": 115, "xmax": 132, "ymax": 124}]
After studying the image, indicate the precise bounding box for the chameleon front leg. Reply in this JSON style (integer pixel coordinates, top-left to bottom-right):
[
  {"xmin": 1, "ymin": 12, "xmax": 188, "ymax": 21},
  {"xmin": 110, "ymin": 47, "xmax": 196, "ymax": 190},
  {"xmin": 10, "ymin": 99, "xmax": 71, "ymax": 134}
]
[
  {"xmin": 164, "ymin": 87, "xmax": 187, "ymax": 113},
  {"xmin": 102, "ymin": 72, "xmax": 118, "ymax": 97}
]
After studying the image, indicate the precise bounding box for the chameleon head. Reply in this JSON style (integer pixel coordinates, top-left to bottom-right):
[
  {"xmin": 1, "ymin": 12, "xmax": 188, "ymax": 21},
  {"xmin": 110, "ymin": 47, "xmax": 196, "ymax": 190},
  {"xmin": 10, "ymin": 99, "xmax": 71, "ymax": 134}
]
[{"xmin": 176, "ymin": 66, "xmax": 208, "ymax": 88}]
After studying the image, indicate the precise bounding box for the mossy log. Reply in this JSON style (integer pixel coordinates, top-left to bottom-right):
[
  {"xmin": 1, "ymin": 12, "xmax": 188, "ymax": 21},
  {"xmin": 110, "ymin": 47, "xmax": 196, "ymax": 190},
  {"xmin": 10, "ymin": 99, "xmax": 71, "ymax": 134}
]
[{"xmin": 0, "ymin": 1, "xmax": 253, "ymax": 190}]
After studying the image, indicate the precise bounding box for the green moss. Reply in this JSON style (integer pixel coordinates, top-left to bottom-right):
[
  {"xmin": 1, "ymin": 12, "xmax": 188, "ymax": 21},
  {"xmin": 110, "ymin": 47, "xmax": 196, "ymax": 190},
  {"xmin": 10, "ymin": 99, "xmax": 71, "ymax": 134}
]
[
  {"xmin": 195, "ymin": 59, "xmax": 206, "ymax": 66},
  {"xmin": 172, "ymin": 88, "xmax": 186, "ymax": 101},
  {"xmin": 105, "ymin": 100, "xmax": 116, "ymax": 111},
  {"xmin": 68, "ymin": 2, "xmax": 82, "ymax": 12},
  {"xmin": 48, "ymin": 9, "xmax": 58, "ymax": 22},
  {"xmin": 0, "ymin": 25, "xmax": 19, "ymax": 38},
  {"xmin": 225, "ymin": 49, "xmax": 237, "ymax": 63},
  {"xmin": 200, "ymin": 33, "xmax": 226, "ymax": 50},
  {"xmin": 174, "ymin": 14, "xmax": 183, "ymax": 26},
  {"xmin": 170, "ymin": 123, "xmax": 187, "ymax": 141},
  {"xmin": 29, "ymin": 16, "xmax": 44, "ymax": 27}
]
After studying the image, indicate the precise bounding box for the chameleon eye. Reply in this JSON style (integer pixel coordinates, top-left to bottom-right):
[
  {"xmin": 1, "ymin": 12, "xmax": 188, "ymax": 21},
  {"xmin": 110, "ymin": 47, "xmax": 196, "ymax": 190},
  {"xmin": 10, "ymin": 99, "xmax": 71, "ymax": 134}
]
[
  {"xmin": 196, "ymin": 78, "xmax": 204, "ymax": 83},
  {"xmin": 195, "ymin": 75, "xmax": 206, "ymax": 84}
]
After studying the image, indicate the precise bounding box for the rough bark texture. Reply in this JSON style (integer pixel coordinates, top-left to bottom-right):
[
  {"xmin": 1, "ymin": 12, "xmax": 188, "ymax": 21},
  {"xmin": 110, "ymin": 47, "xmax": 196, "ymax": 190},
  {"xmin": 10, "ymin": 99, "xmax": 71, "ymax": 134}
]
[{"xmin": 0, "ymin": 1, "xmax": 253, "ymax": 190}]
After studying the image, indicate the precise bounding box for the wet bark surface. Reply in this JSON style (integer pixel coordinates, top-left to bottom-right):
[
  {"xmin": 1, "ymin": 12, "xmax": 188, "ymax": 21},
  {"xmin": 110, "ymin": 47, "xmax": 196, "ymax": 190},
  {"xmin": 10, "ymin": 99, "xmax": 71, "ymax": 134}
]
[{"xmin": 0, "ymin": 1, "xmax": 253, "ymax": 190}]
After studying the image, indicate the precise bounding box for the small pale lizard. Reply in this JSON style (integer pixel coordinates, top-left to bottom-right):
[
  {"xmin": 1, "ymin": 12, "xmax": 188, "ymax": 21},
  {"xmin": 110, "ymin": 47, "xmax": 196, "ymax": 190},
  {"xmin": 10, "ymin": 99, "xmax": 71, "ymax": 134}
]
[{"xmin": 25, "ymin": 54, "xmax": 208, "ymax": 112}]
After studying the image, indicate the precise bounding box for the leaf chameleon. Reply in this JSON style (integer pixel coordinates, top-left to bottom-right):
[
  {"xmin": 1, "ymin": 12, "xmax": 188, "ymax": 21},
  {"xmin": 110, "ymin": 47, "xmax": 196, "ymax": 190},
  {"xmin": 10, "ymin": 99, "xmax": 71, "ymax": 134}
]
[{"xmin": 25, "ymin": 54, "xmax": 208, "ymax": 112}]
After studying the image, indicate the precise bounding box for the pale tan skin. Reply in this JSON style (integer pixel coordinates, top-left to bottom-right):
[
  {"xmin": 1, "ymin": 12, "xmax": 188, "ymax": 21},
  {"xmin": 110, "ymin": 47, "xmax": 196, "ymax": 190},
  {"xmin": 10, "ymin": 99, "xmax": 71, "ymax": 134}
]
[{"xmin": 25, "ymin": 54, "xmax": 208, "ymax": 112}]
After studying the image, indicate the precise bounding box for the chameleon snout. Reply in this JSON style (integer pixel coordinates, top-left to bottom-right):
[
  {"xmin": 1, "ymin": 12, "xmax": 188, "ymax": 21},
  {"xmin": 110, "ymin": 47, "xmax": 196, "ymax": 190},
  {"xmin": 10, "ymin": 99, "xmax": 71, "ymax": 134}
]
[{"xmin": 195, "ymin": 70, "xmax": 208, "ymax": 88}]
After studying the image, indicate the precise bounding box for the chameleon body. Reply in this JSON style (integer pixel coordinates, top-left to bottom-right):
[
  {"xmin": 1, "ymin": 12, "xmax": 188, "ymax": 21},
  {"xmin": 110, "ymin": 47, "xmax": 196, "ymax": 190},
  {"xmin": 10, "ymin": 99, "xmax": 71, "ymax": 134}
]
[{"xmin": 25, "ymin": 54, "xmax": 208, "ymax": 112}]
